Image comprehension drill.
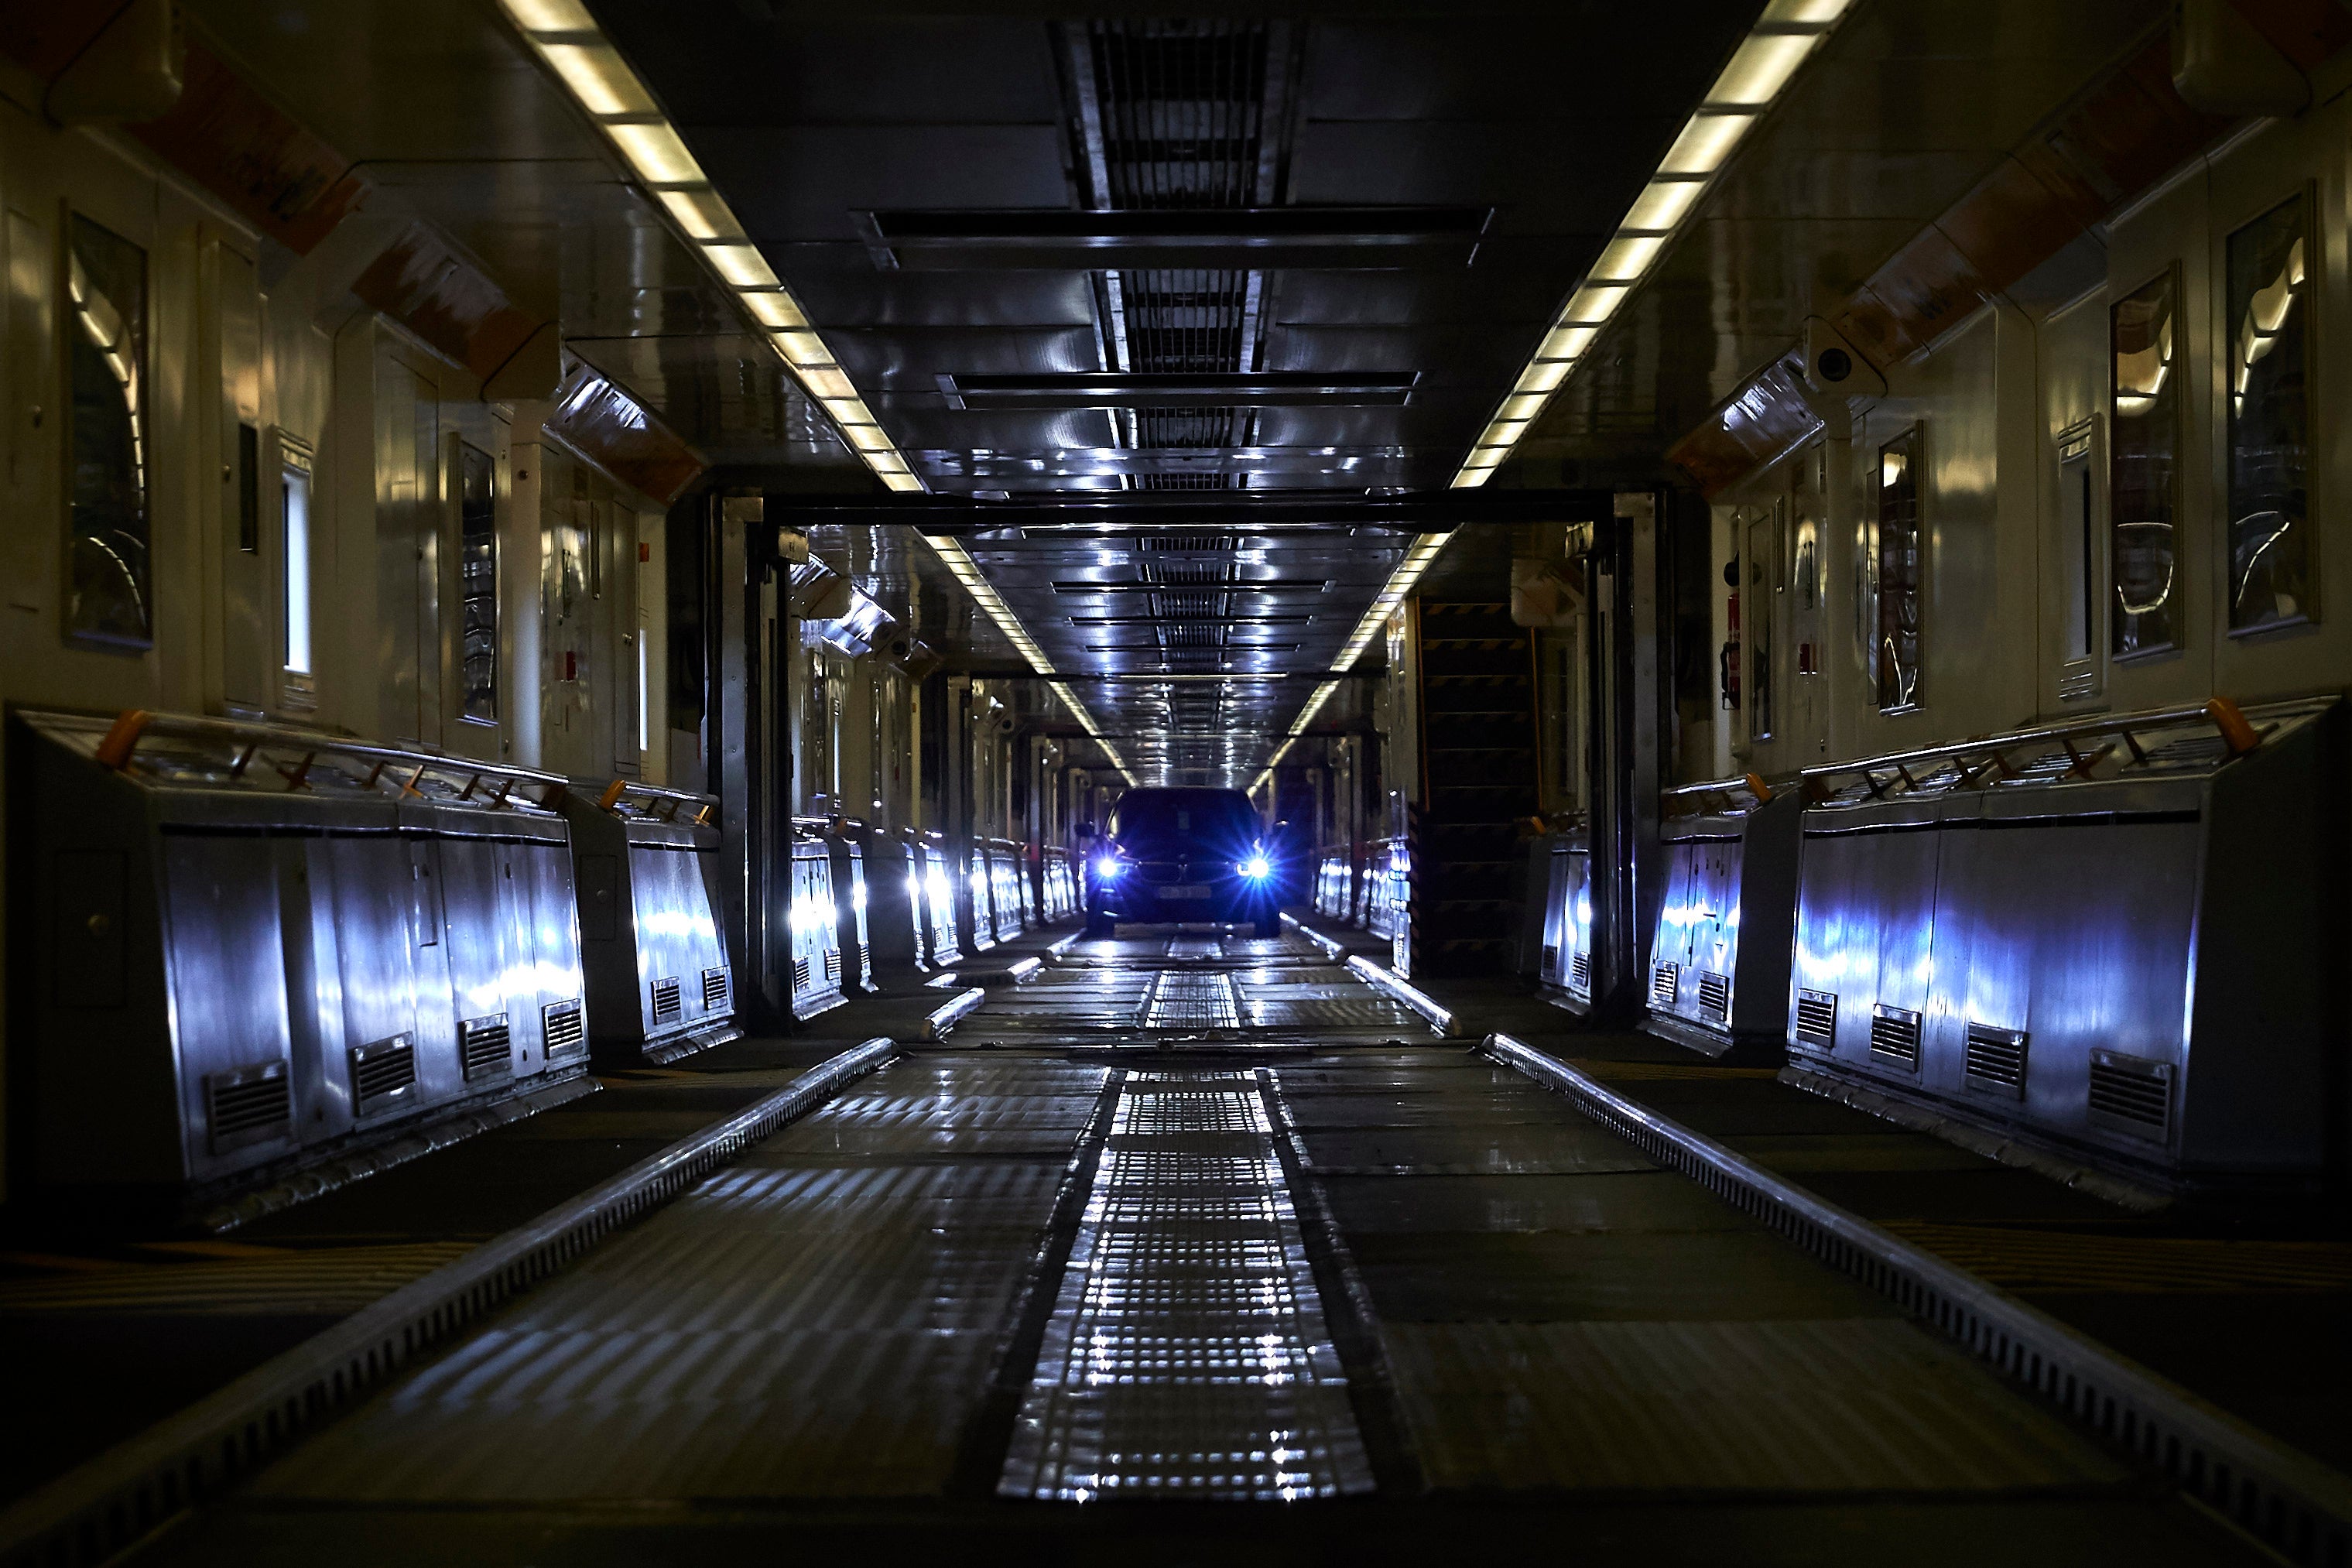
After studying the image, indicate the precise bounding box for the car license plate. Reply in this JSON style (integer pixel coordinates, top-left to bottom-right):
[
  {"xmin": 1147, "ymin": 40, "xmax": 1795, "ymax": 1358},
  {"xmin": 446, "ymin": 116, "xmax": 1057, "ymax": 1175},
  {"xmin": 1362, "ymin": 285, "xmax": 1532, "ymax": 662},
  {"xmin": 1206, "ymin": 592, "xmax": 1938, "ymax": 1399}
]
[{"xmin": 1160, "ymin": 885, "xmax": 1210, "ymax": 899}]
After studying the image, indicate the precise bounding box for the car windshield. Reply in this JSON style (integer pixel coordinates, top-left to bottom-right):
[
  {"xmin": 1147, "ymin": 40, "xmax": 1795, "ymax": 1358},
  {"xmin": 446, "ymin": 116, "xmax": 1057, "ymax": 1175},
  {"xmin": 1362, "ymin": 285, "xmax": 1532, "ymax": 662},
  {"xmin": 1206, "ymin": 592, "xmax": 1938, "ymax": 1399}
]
[{"xmin": 1109, "ymin": 789, "xmax": 1262, "ymax": 854}]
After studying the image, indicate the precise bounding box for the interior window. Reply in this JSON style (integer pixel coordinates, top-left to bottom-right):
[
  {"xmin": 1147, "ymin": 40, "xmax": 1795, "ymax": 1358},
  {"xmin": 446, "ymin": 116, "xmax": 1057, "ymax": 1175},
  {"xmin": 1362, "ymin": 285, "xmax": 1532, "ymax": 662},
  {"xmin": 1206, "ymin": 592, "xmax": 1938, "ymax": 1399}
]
[
  {"xmin": 1875, "ymin": 429, "xmax": 1922, "ymax": 710},
  {"xmin": 2110, "ymin": 272, "xmax": 2176, "ymax": 654},
  {"xmin": 458, "ymin": 443, "xmax": 497, "ymax": 723},
  {"xmin": 2226, "ymin": 195, "xmax": 2309, "ymax": 632},
  {"xmin": 65, "ymin": 214, "xmax": 151, "ymax": 649},
  {"xmin": 282, "ymin": 450, "xmax": 313, "ymax": 676}
]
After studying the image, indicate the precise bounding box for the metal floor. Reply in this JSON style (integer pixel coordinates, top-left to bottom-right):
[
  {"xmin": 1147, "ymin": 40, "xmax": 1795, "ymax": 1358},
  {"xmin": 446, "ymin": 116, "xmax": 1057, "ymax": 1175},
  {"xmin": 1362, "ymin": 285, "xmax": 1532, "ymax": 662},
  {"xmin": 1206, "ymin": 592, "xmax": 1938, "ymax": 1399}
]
[{"xmin": 133, "ymin": 930, "xmax": 2265, "ymax": 1565}]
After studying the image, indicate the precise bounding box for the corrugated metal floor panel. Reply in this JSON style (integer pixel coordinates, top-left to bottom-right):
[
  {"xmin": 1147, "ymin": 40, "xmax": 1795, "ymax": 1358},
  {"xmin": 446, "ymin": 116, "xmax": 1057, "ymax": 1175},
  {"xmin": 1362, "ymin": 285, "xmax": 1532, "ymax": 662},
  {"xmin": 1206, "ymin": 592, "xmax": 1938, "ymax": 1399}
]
[{"xmin": 1381, "ymin": 1320, "xmax": 2124, "ymax": 1492}]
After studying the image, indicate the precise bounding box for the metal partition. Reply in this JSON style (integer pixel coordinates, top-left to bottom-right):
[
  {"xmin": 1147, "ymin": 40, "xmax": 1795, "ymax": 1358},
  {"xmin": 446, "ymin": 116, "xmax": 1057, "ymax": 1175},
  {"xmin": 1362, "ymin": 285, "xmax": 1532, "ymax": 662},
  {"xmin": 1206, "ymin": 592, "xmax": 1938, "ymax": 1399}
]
[
  {"xmin": 913, "ymin": 834, "xmax": 964, "ymax": 967},
  {"xmin": 817, "ymin": 824, "xmax": 876, "ymax": 996},
  {"xmin": 857, "ymin": 829, "xmax": 930, "ymax": 979},
  {"xmin": 1645, "ymin": 778, "xmax": 1800, "ymax": 1060},
  {"xmin": 947, "ymin": 835, "xmax": 995, "ymax": 953},
  {"xmin": 558, "ymin": 779, "xmax": 737, "ymax": 1068},
  {"xmin": 1041, "ymin": 846, "xmax": 1078, "ymax": 921},
  {"xmin": 9, "ymin": 709, "xmax": 589, "ymax": 1216},
  {"xmin": 1535, "ymin": 825, "xmax": 1595, "ymax": 1010},
  {"xmin": 787, "ymin": 821, "xmax": 847, "ymax": 1019},
  {"xmin": 1789, "ymin": 697, "xmax": 2342, "ymax": 1197},
  {"xmin": 982, "ymin": 837, "xmax": 1027, "ymax": 943}
]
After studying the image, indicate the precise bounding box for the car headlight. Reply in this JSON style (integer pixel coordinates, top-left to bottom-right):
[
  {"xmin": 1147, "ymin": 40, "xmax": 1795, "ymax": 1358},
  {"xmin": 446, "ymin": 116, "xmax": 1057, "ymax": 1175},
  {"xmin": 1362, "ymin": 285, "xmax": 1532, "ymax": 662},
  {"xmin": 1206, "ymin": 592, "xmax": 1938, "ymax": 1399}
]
[
  {"xmin": 1094, "ymin": 857, "xmax": 1125, "ymax": 879},
  {"xmin": 1238, "ymin": 854, "xmax": 1272, "ymax": 880}
]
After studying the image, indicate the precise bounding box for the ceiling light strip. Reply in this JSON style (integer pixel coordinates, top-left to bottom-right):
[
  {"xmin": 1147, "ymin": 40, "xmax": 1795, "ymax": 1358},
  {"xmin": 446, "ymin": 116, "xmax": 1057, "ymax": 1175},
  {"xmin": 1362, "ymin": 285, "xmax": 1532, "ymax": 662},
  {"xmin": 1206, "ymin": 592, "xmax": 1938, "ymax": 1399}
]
[
  {"xmin": 1450, "ymin": 0, "xmax": 1854, "ymax": 489},
  {"xmin": 915, "ymin": 532, "xmax": 1136, "ymax": 785},
  {"xmin": 495, "ymin": 0, "xmax": 923, "ymax": 494}
]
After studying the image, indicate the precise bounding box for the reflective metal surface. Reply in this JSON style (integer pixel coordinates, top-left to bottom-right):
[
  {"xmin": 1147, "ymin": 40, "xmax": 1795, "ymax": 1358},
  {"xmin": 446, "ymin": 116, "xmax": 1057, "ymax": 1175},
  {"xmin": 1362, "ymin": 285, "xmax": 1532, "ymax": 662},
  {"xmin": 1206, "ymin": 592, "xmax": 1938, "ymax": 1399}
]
[
  {"xmin": 1788, "ymin": 698, "xmax": 2340, "ymax": 1192},
  {"xmin": 1646, "ymin": 782, "xmax": 1801, "ymax": 1056},
  {"xmin": 559, "ymin": 781, "xmax": 734, "ymax": 1066},
  {"xmin": 12, "ymin": 709, "xmax": 589, "ymax": 1207},
  {"xmin": 1000, "ymin": 1069, "xmax": 1373, "ymax": 1501}
]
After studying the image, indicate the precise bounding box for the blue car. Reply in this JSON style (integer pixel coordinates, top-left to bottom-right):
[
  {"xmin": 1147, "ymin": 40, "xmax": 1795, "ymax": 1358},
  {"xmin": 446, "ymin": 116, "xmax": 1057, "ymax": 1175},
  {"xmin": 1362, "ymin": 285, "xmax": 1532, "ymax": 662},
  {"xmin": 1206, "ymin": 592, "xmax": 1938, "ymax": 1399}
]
[{"xmin": 1085, "ymin": 787, "xmax": 1282, "ymax": 940}]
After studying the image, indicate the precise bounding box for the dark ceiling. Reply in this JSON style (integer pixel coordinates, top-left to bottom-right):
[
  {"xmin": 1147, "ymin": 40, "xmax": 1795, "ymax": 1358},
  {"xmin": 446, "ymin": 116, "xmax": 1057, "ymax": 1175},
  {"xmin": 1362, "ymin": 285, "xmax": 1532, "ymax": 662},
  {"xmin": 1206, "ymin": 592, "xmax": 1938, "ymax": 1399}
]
[{"xmin": 593, "ymin": 1, "xmax": 1763, "ymax": 498}]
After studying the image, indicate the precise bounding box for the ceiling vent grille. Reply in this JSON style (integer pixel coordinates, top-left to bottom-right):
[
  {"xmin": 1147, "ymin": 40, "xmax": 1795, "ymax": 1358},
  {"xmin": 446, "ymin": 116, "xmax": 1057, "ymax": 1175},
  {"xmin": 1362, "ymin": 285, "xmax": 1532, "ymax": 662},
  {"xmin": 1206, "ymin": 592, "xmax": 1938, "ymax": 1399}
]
[
  {"xmin": 1868, "ymin": 1005, "xmax": 1921, "ymax": 1069},
  {"xmin": 1140, "ymin": 533, "xmax": 1237, "ymax": 552},
  {"xmin": 1087, "ymin": 20, "xmax": 1269, "ymax": 212},
  {"xmin": 1963, "ymin": 1023, "xmax": 2027, "ymax": 1097},
  {"xmin": 2088, "ymin": 1050, "xmax": 2172, "ymax": 1138}
]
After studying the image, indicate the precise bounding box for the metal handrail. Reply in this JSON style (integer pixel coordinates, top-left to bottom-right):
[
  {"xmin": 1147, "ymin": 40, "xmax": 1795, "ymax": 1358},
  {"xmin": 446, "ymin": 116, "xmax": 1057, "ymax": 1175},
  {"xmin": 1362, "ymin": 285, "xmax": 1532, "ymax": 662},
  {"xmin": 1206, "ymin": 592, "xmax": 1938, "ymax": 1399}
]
[
  {"xmin": 1662, "ymin": 772, "xmax": 1792, "ymax": 813},
  {"xmin": 1797, "ymin": 697, "xmax": 2280, "ymax": 802},
  {"xmin": 596, "ymin": 777, "xmax": 717, "ymax": 823},
  {"xmin": 75, "ymin": 707, "xmax": 569, "ymax": 809}
]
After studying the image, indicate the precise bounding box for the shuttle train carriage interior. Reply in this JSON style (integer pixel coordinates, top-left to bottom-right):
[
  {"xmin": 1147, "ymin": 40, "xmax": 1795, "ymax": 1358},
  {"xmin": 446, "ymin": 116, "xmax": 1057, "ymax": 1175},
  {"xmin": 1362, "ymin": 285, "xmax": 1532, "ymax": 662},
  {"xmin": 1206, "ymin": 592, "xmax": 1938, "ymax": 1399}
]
[{"xmin": 2, "ymin": 0, "xmax": 2351, "ymax": 1560}]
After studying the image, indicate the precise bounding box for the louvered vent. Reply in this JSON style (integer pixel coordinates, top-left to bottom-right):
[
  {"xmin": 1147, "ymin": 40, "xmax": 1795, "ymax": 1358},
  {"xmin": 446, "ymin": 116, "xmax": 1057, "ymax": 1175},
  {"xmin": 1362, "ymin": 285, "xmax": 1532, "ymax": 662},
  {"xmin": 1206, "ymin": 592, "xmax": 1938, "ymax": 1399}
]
[
  {"xmin": 349, "ymin": 1035, "xmax": 416, "ymax": 1113},
  {"xmin": 1648, "ymin": 962, "xmax": 1679, "ymax": 1008},
  {"xmin": 460, "ymin": 1015, "xmax": 512, "ymax": 1082},
  {"xmin": 1868, "ymin": 1005, "xmax": 1922, "ymax": 1069},
  {"xmin": 1570, "ymin": 950, "xmax": 1591, "ymax": 994},
  {"xmin": 542, "ymin": 1000, "xmax": 585, "ymax": 1056},
  {"xmin": 1541, "ymin": 943, "xmax": 1558, "ymax": 977},
  {"xmin": 650, "ymin": 977, "xmax": 682, "ymax": 1024},
  {"xmin": 1794, "ymin": 989, "xmax": 1837, "ymax": 1046},
  {"xmin": 1141, "ymin": 533, "xmax": 1234, "ymax": 553},
  {"xmin": 206, "ymin": 1063, "xmax": 291, "ymax": 1152},
  {"xmin": 1696, "ymin": 971, "xmax": 1731, "ymax": 1021},
  {"xmin": 1963, "ymin": 1023, "xmax": 2027, "ymax": 1096},
  {"xmin": 793, "ymin": 957, "xmax": 812, "ymax": 991},
  {"xmin": 701, "ymin": 967, "xmax": 730, "ymax": 1011},
  {"xmin": 2088, "ymin": 1050, "xmax": 2172, "ymax": 1138},
  {"xmin": 823, "ymin": 949, "xmax": 843, "ymax": 985}
]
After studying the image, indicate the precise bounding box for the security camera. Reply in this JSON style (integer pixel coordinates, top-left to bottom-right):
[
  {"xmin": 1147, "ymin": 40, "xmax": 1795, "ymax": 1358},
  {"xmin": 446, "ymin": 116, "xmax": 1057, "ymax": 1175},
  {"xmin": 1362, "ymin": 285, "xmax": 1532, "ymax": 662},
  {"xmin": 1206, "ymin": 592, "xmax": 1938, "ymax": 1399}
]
[{"xmin": 1801, "ymin": 316, "xmax": 1885, "ymax": 404}]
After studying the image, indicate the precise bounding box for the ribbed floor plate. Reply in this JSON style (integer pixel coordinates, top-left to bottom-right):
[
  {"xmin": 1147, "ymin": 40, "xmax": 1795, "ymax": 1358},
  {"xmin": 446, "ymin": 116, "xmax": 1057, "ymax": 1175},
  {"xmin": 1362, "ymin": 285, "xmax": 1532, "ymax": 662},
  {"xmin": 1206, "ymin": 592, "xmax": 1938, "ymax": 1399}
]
[{"xmin": 998, "ymin": 1072, "xmax": 1373, "ymax": 1500}]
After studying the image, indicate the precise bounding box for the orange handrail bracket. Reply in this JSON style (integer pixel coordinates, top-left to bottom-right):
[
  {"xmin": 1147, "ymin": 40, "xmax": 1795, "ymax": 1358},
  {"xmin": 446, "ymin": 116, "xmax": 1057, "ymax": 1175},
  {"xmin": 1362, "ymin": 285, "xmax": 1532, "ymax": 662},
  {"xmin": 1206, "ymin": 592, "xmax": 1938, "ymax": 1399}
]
[
  {"xmin": 2206, "ymin": 696, "xmax": 2261, "ymax": 755},
  {"xmin": 1743, "ymin": 772, "xmax": 1773, "ymax": 804},
  {"xmin": 94, "ymin": 709, "xmax": 153, "ymax": 769},
  {"xmin": 597, "ymin": 778, "xmax": 628, "ymax": 812}
]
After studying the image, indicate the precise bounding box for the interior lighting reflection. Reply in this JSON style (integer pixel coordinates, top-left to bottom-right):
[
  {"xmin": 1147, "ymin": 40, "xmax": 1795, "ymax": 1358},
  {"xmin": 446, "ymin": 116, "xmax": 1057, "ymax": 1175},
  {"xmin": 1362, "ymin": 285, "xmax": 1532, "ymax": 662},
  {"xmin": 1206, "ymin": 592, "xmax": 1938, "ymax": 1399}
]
[{"xmin": 1453, "ymin": 0, "xmax": 1853, "ymax": 488}]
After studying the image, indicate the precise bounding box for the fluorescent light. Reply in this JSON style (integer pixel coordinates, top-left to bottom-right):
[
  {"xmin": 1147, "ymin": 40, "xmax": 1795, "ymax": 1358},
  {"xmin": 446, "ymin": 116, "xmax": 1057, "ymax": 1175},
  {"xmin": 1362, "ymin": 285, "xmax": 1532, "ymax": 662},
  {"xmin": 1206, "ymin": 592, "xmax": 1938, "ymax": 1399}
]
[
  {"xmin": 539, "ymin": 43, "xmax": 655, "ymax": 115},
  {"xmin": 1591, "ymin": 233, "xmax": 1666, "ymax": 281},
  {"xmin": 800, "ymin": 367, "xmax": 859, "ymax": 402},
  {"xmin": 1453, "ymin": 1, "xmax": 1848, "ymax": 486},
  {"xmin": 773, "ymin": 330, "xmax": 830, "ymax": 366},
  {"xmin": 1562, "ymin": 286, "xmax": 1628, "ymax": 324},
  {"xmin": 606, "ymin": 121, "xmax": 703, "ymax": 185},
  {"xmin": 1499, "ymin": 393, "xmax": 1550, "ymax": 421},
  {"xmin": 1660, "ymin": 112, "xmax": 1753, "ymax": 175},
  {"xmin": 740, "ymin": 291, "xmax": 809, "ymax": 330},
  {"xmin": 1515, "ymin": 361, "xmax": 1571, "ymax": 395},
  {"xmin": 507, "ymin": 0, "xmax": 593, "ymax": 28},
  {"xmin": 497, "ymin": 0, "xmax": 926, "ymax": 495},
  {"xmin": 1624, "ymin": 179, "xmax": 1706, "ymax": 231},
  {"xmin": 1709, "ymin": 32, "xmax": 1818, "ymax": 105},
  {"xmin": 656, "ymin": 189, "xmax": 733, "ymax": 240},
  {"xmin": 1539, "ymin": 323, "xmax": 1597, "ymax": 360},
  {"xmin": 704, "ymin": 241, "xmax": 777, "ymax": 288}
]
